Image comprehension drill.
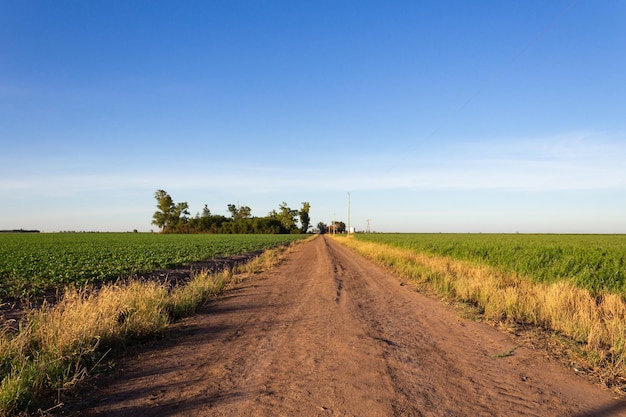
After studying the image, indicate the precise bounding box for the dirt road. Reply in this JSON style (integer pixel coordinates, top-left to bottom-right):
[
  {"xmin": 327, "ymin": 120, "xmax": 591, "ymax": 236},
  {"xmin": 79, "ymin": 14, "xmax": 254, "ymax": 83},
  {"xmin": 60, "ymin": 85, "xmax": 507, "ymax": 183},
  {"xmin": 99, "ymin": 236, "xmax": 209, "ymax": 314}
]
[{"xmin": 61, "ymin": 236, "xmax": 626, "ymax": 416}]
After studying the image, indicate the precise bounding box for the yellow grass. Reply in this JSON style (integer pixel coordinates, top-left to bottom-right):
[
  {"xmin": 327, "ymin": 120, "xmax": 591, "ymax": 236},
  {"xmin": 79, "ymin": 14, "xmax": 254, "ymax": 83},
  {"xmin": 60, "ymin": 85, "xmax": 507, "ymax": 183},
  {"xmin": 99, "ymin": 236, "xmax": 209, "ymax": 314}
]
[
  {"xmin": 0, "ymin": 238, "xmax": 306, "ymax": 415},
  {"xmin": 336, "ymin": 237, "xmax": 626, "ymax": 386}
]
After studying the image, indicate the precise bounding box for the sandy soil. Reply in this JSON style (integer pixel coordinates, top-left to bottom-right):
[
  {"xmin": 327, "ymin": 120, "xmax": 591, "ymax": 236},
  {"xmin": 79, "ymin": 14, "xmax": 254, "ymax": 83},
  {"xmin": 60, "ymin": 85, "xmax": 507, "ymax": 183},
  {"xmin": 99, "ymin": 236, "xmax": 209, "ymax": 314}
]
[{"xmin": 57, "ymin": 236, "xmax": 626, "ymax": 416}]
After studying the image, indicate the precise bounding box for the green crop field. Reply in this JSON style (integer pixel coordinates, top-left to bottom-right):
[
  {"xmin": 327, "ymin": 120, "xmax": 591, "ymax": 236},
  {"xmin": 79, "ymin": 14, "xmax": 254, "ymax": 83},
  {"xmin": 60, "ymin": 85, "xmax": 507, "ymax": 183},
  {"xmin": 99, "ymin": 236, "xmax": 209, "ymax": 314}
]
[
  {"xmin": 0, "ymin": 233, "xmax": 307, "ymax": 298},
  {"xmin": 354, "ymin": 234, "xmax": 626, "ymax": 294}
]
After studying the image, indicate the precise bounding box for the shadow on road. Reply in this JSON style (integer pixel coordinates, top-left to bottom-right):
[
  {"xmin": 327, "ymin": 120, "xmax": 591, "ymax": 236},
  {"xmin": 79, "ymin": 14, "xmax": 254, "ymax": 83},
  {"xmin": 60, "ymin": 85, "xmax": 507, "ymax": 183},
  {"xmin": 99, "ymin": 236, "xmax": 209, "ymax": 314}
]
[{"xmin": 570, "ymin": 398, "xmax": 626, "ymax": 417}]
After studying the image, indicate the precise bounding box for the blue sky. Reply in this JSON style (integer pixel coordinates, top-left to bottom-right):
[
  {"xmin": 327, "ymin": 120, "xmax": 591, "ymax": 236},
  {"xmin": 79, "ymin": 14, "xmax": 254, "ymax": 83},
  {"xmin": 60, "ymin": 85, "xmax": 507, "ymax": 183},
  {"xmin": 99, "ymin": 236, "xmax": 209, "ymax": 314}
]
[{"xmin": 2, "ymin": 1, "xmax": 625, "ymax": 233}]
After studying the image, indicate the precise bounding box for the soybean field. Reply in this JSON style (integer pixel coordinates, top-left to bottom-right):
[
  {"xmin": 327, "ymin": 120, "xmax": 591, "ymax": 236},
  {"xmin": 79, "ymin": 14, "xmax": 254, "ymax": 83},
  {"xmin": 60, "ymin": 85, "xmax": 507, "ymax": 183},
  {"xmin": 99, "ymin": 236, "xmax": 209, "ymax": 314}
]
[{"xmin": 0, "ymin": 233, "xmax": 307, "ymax": 298}]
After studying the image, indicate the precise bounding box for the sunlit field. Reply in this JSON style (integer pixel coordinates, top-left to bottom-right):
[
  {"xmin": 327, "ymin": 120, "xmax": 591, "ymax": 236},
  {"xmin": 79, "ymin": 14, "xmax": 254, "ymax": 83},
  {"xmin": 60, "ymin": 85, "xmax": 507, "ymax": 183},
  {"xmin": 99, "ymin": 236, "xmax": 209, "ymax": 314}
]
[
  {"xmin": 0, "ymin": 235, "xmax": 305, "ymax": 414},
  {"xmin": 354, "ymin": 233, "xmax": 626, "ymax": 294},
  {"xmin": 338, "ymin": 233, "xmax": 626, "ymax": 391},
  {"xmin": 0, "ymin": 233, "xmax": 307, "ymax": 298}
]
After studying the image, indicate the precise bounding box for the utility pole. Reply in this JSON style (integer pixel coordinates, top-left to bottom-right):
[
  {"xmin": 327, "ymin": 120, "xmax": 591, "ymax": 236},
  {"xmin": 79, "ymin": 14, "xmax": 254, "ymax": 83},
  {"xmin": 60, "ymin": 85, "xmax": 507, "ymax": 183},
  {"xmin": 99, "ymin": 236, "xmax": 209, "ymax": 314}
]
[{"xmin": 348, "ymin": 192, "xmax": 350, "ymax": 236}]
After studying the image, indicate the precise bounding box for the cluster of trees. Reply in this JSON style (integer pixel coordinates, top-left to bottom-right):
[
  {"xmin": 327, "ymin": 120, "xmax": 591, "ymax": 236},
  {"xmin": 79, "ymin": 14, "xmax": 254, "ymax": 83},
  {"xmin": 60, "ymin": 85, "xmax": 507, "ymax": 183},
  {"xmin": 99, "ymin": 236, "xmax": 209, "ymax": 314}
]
[
  {"xmin": 151, "ymin": 190, "xmax": 311, "ymax": 234},
  {"xmin": 316, "ymin": 221, "xmax": 346, "ymax": 234}
]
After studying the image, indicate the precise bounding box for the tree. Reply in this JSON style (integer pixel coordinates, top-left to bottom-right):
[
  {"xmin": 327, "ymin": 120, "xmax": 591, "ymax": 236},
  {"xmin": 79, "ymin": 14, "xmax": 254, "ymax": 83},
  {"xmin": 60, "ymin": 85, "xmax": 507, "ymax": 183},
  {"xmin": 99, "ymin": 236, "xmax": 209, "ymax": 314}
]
[
  {"xmin": 152, "ymin": 190, "xmax": 175, "ymax": 231},
  {"xmin": 330, "ymin": 220, "xmax": 346, "ymax": 233},
  {"xmin": 172, "ymin": 202, "xmax": 190, "ymax": 226},
  {"xmin": 151, "ymin": 190, "xmax": 190, "ymax": 233},
  {"xmin": 299, "ymin": 202, "xmax": 311, "ymax": 234},
  {"xmin": 227, "ymin": 204, "xmax": 252, "ymax": 220},
  {"xmin": 240, "ymin": 205, "xmax": 252, "ymax": 219},
  {"xmin": 201, "ymin": 204, "xmax": 211, "ymax": 218},
  {"xmin": 272, "ymin": 202, "xmax": 298, "ymax": 233},
  {"xmin": 317, "ymin": 221, "xmax": 328, "ymax": 234}
]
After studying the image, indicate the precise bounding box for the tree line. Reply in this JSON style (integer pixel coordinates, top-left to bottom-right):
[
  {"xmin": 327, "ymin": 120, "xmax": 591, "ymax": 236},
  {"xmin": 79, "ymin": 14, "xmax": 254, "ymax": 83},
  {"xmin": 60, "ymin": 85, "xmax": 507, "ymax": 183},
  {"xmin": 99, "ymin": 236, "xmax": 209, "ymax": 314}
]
[
  {"xmin": 151, "ymin": 190, "xmax": 311, "ymax": 234},
  {"xmin": 316, "ymin": 220, "xmax": 346, "ymax": 235}
]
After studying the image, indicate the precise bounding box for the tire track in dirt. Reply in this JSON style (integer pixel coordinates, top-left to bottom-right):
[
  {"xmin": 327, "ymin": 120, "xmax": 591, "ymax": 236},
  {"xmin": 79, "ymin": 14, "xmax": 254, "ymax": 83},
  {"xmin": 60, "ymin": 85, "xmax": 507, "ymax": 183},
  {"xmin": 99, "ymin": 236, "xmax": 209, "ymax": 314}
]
[{"xmin": 60, "ymin": 236, "xmax": 626, "ymax": 417}]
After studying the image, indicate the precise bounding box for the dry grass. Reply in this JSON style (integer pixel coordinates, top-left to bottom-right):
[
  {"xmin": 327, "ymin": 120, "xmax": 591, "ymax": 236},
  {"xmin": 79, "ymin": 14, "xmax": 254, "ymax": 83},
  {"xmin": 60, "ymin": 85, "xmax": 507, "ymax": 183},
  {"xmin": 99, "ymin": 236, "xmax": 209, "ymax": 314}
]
[
  {"xmin": 336, "ymin": 236, "xmax": 626, "ymax": 391},
  {"xmin": 0, "ymin": 238, "xmax": 306, "ymax": 416}
]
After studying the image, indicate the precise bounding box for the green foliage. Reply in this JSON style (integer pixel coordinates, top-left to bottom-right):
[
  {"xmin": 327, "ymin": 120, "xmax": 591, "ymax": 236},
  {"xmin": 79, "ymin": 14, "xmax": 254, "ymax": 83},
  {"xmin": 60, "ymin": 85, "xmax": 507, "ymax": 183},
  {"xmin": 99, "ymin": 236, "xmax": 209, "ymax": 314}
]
[
  {"xmin": 355, "ymin": 234, "xmax": 626, "ymax": 295},
  {"xmin": 154, "ymin": 190, "xmax": 309, "ymax": 234},
  {"xmin": 268, "ymin": 202, "xmax": 299, "ymax": 233},
  {"xmin": 151, "ymin": 190, "xmax": 190, "ymax": 232},
  {"xmin": 331, "ymin": 221, "xmax": 346, "ymax": 234},
  {"xmin": 227, "ymin": 204, "xmax": 252, "ymax": 220},
  {"xmin": 0, "ymin": 233, "xmax": 307, "ymax": 298},
  {"xmin": 299, "ymin": 202, "xmax": 311, "ymax": 234}
]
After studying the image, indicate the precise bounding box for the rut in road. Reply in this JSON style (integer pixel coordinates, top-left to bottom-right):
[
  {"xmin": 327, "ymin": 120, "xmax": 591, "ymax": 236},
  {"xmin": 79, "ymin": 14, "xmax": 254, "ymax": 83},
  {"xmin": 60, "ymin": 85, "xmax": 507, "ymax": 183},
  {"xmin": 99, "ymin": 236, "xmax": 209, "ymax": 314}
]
[{"xmin": 63, "ymin": 236, "xmax": 626, "ymax": 417}]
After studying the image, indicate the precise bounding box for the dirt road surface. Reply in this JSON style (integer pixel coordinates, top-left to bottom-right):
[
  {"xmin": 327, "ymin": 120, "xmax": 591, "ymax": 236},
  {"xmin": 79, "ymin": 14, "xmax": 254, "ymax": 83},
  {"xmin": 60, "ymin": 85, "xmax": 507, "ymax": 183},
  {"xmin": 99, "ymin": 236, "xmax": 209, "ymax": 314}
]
[{"xmin": 60, "ymin": 236, "xmax": 626, "ymax": 416}]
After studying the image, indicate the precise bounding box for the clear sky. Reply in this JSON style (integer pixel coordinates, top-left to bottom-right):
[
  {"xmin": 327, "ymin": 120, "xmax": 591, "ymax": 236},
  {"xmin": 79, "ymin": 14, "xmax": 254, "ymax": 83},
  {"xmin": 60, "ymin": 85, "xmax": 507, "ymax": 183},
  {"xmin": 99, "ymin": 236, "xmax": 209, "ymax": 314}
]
[{"xmin": 2, "ymin": 1, "xmax": 625, "ymax": 233}]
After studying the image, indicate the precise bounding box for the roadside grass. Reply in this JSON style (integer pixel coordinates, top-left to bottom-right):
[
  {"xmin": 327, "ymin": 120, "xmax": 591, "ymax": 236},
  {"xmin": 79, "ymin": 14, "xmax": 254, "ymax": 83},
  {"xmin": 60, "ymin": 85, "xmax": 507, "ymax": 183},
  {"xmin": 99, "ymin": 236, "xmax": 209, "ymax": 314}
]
[
  {"xmin": 0, "ymin": 238, "xmax": 305, "ymax": 416},
  {"xmin": 335, "ymin": 236, "xmax": 626, "ymax": 392}
]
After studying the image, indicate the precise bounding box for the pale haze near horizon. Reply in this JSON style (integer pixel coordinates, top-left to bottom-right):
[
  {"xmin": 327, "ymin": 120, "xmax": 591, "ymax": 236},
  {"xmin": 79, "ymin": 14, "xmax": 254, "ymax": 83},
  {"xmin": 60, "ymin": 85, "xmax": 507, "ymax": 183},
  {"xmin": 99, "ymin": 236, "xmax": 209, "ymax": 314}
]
[{"xmin": 2, "ymin": 1, "xmax": 625, "ymax": 233}]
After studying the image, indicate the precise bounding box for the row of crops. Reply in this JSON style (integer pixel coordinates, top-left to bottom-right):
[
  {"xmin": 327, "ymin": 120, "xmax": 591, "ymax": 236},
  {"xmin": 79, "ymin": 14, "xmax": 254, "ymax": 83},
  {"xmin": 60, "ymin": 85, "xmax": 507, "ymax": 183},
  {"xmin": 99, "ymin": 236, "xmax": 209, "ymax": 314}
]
[
  {"xmin": 354, "ymin": 234, "xmax": 626, "ymax": 294},
  {"xmin": 0, "ymin": 233, "xmax": 307, "ymax": 298}
]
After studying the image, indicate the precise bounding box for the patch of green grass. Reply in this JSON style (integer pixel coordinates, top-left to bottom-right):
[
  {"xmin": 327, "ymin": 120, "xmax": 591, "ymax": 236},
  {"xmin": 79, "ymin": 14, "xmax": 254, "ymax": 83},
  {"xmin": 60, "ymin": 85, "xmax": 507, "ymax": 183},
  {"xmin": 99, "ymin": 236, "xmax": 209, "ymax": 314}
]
[
  {"xmin": 354, "ymin": 234, "xmax": 626, "ymax": 295},
  {"xmin": 492, "ymin": 346, "xmax": 518, "ymax": 358}
]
